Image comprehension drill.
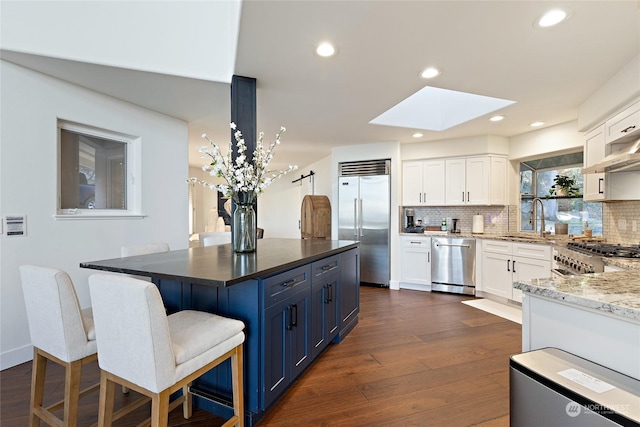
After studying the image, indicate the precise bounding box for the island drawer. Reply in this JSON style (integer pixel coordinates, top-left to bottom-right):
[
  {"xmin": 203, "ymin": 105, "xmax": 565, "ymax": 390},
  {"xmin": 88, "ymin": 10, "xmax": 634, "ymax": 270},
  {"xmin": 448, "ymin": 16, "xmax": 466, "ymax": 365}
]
[
  {"xmin": 311, "ymin": 255, "xmax": 341, "ymax": 281},
  {"xmin": 263, "ymin": 264, "xmax": 311, "ymax": 308}
]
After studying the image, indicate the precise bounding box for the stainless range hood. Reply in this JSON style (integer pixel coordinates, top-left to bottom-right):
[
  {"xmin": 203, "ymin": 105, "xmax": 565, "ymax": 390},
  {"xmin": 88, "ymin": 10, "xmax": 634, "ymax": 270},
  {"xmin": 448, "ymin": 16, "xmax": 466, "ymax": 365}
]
[{"xmin": 582, "ymin": 138, "xmax": 640, "ymax": 174}]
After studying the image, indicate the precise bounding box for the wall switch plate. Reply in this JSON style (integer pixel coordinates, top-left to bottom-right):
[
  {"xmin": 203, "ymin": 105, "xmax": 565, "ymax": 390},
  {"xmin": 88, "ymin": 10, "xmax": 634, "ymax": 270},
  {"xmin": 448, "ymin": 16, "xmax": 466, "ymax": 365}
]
[{"xmin": 618, "ymin": 219, "xmax": 627, "ymax": 231}]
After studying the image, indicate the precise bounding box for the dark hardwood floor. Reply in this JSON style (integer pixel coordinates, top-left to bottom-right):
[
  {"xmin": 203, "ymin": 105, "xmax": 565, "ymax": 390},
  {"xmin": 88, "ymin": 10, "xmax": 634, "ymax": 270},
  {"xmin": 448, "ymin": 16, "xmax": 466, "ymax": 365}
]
[{"xmin": 1, "ymin": 287, "xmax": 520, "ymax": 426}]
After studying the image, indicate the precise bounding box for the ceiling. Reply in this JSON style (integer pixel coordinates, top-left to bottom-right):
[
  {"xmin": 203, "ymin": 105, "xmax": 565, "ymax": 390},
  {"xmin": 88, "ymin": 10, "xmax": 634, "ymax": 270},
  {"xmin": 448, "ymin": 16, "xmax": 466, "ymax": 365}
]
[{"xmin": 1, "ymin": 1, "xmax": 639, "ymax": 171}]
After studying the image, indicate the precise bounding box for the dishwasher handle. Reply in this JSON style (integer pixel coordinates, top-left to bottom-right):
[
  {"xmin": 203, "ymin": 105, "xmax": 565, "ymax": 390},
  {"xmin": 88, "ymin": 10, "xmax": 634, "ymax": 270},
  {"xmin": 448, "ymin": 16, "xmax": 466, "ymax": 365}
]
[{"xmin": 434, "ymin": 243, "xmax": 471, "ymax": 248}]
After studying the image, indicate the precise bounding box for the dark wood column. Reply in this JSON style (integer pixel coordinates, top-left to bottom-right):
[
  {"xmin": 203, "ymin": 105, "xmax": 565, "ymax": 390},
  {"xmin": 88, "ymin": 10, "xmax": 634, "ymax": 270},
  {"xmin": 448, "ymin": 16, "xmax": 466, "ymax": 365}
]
[{"xmin": 230, "ymin": 75, "xmax": 257, "ymax": 242}]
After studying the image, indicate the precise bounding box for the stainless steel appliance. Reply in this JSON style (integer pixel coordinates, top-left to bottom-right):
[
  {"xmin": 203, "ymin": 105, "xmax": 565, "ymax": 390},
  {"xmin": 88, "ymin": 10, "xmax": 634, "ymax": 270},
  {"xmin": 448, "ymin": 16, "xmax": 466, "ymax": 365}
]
[
  {"xmin": 338, "ymin": 160, "xmax": 390, "ymax": 287},
  {"xmin": 431, "ymin": 237, "xmax": 476, "ymax": 295},
  {"xmin": 552, "ymin": 241, "xmax": 640, "ymax": 277},
  {"xmin": 511, "ymin": 348, "xmax": 640, "ymax": 426},
  {"xmin": 404, "ymin": 208, "xmax": 425, "ymax": 233},
  {"xmin": 405, "ymin": 208, "xmax": 415, "ymax": 228}
]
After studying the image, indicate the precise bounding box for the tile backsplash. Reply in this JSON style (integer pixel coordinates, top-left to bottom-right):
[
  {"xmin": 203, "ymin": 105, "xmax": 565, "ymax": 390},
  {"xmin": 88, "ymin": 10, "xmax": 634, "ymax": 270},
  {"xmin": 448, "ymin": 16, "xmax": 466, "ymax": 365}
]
[
  {"xmin": 402, "ymin": 201, "xmax": 639, "ymax": 244},
  {"xmin": 403, "ymin": 205, "xmax": 518, "ymax": 235},
  {"xmin": 603, "ymin": 201, "xmax": 640, "ymax": 244}
]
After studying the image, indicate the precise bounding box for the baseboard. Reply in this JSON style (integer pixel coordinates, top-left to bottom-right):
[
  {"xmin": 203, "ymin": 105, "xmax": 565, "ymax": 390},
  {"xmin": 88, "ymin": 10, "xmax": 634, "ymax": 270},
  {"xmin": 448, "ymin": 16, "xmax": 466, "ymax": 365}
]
[
  {"xmin": 1, "ymin": 344, "xmax": 33, "ymax": 370},
  {"xmin": 399, "ymin": 282, "xmax": 431, "ymax": 292}
]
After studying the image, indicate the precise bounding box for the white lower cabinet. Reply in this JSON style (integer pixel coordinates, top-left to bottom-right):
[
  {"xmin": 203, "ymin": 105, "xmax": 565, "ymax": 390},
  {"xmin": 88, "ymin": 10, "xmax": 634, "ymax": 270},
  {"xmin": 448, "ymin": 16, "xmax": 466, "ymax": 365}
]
[
  {"xmin": 481, "ymin": 240, "xmax": 551, "ymax": 303},
  {"xmin": 400, "ymin": 236, "xmax": 431, "ymax": 290}
]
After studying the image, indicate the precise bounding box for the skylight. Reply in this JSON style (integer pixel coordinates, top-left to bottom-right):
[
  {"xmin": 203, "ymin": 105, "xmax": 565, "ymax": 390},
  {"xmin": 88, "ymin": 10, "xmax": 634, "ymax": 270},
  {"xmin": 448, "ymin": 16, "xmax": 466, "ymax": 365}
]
[{"xmin": 369, "ymin": 86, "xmax": 516, "ymax": 132}]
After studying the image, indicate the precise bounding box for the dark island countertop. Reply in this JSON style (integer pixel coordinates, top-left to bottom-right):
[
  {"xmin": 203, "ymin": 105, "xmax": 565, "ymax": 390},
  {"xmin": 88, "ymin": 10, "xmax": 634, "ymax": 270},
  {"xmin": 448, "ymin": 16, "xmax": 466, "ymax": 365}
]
[{"xmin": 80, "ymin": 238, "xmax": 359, "ymax": 287}]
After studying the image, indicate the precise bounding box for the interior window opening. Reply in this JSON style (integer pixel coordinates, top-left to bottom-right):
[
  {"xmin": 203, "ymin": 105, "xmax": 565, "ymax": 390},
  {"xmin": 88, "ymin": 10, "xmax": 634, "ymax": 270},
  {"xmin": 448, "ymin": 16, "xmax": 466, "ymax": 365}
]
[
  {"xmin": 519, "ymin": 152, "xmax": 602, "ymax": 236},
  {"xmin": 59, "ymin": 127, "xmax": 128, "ymax": 211}
]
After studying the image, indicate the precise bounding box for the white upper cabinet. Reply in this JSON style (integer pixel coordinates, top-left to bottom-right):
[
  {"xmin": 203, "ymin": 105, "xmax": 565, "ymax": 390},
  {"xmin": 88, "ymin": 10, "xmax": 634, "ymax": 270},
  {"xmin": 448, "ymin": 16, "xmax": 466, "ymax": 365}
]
[
  {"xmin": 444, "ymin": 158, "xmax": 467, "ymax": 205},
  {"xmin": 444, "ymin": 156, "xmax": 507, "ymax": 206},
  {"xmin": 403, "ymin": 155, "xmax": 507, "ymax": 206},
  {"xmin": 402, "ymin": 160, "xmax": 445, "ymax": 206},
  {"xmin": 605, "ymin": 100, "xmax": 640, "ymax": 144},
  {"xmin": 583, "ymin": 124, "xmax": 606, "ymax": 201}
]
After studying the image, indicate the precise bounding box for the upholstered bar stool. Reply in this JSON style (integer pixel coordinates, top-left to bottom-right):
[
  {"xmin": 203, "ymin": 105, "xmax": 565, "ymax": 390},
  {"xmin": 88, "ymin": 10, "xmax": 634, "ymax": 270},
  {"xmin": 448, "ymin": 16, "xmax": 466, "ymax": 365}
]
[
  {"xmin": 89, "ymin": 274, "xmax": 245, "ymax": 427},
  {"xmin": 19, "ymin": 265, "xmax": 99, "ymax": 427}
]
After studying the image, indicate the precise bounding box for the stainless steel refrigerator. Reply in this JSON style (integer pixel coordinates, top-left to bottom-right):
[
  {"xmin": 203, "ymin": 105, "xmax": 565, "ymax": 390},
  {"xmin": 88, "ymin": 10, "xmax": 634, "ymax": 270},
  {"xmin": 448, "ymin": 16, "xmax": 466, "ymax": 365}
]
[{"xmin": 338, "ymin": 160, "xmax": 390, "ymax": 287}]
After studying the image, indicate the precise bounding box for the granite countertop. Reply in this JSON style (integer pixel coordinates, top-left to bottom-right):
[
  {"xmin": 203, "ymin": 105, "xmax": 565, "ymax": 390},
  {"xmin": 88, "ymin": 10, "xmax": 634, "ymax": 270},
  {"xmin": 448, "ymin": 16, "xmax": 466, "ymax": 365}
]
[
  {"xmin": 603, "ymin": 257, "xmax": 640, "ymax": 271},
  {"xmin": 81, "ymin": 238, "xmax": 359, "ymax": 287},
  {"xmin": 514, "ymin": 271, "xmax": 640, "ymax": 322},
  {"xmin": 400, "ymin": 231, "xmax": 567, "ymax": 245}
]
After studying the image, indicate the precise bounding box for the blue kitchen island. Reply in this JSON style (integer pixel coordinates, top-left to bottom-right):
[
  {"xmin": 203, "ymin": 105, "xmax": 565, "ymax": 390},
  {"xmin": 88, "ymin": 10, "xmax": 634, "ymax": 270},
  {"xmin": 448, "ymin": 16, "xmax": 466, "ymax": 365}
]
[{"xmin": 81, "ymin": 238, "xmax": 360, "ymax": 426}]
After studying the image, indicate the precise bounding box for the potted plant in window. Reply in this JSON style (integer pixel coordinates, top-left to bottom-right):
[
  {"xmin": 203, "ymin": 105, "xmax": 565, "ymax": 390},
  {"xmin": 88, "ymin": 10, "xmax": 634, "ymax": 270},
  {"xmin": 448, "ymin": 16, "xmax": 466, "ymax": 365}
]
[{"xmin": 548, "ymin": 174, "xmax": 579, "ymax": 197}]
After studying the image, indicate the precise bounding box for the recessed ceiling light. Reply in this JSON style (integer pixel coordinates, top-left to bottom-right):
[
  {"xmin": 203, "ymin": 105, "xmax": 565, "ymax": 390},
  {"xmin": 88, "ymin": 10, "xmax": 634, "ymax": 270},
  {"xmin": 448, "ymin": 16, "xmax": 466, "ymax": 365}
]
[
  {"xmin": 536, "ymin": 9, "xmax": 568, "ymax": 27},
  {"xmin": 412, "ymin": 133, "xmax": 424, "ymax": 138},
  {"xmin": 316, "ymin": 42, "xmax": 337, "ymax": 57},
  {"xmin": 420, "ymin": 67, "xmax": 440, "ymax": 79},
  {"xmin": 489, "ymin": 115, "xmax": 505, "ymax": 122},
  {"xmin": 530, "ymin": 121, "xmax": 545, "ymax": 127}
]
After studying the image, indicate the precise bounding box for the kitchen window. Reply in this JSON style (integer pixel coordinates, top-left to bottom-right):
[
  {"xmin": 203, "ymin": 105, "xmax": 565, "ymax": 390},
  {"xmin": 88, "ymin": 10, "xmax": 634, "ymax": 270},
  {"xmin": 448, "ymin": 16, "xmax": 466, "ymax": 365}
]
[
  {"xmin": 57, "ymin": 121, "xmax": 142, "ymax": 218},
  {"xmin": 520, "ymin": 152, "xmax": 602, "ymax": 235}
]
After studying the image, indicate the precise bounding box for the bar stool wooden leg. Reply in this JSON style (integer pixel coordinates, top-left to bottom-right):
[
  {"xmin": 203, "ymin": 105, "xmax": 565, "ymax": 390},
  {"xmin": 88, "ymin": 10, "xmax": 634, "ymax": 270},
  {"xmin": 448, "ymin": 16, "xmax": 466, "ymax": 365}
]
[
  {"xmin": 182, "ymin": 384, "xmax": 192, "ymax": 419},
  {"xmin": 63, "ymin": 359, "xmax": 83, "ymax": 427},
  {"xmin": 97, "ymin": 371, "xmax": 116, "ymax": 427},
  {"xmin": 29, "ymin": 349, "xmax": 47, "ymax": 427},
  {"xmin": 231, "ymin": 345, "xmax": 244, "ymax": 427},
  {"xmin": 151, "ymin": 390, "xmax": 170, "ymax": 427}
]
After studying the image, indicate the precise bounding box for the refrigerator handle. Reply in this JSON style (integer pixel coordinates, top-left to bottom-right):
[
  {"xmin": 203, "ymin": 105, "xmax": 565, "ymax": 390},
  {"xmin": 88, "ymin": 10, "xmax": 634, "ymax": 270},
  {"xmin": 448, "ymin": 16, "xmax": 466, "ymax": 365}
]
[
  {"xmin": 359, "ymin": 198, "xmax": 364, "ymax": 237},
  {"xmin": 353, "ymin": 198, "xmax": 358, "ymax": 238}
]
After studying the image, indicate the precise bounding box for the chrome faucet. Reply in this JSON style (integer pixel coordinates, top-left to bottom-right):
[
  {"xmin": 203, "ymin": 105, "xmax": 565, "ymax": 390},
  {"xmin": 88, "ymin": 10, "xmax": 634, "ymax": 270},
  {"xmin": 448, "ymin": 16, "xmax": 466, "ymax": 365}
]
[{"xmin": 532, "ymin": 198, "xmax": 546, "ymax": 237}]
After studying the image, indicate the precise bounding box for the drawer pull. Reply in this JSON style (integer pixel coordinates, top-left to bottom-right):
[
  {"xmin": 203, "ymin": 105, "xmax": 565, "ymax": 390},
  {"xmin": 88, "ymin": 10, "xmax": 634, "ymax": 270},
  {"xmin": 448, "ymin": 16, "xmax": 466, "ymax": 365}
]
[
  {"xmin": 621, "ymin": 125, "xmax": 636, "ymax": 133},
  {"xmin": 321, "ymin": 264, "xmax": 337, "ymax": 272},
  {"xmin": 281, "ymin": 278, "xmax": 300, "ymax": 288}
]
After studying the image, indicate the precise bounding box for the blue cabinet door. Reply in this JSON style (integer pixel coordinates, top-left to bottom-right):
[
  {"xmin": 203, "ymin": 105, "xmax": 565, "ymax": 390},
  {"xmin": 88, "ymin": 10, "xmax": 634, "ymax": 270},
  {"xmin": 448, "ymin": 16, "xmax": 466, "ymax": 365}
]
[
  {"xmin": 338, "ymin": 248, "xmax": 360, "ymax": 341},
  {"xmin": 312, "ymin": 274, "xmax": 339, "ymax": 358},
  {"xmin": 289, "ymin": 288, "xmax": 312, "ymax": 379},
  {"xmin": 263, "ymin": 299, "xmax": 289, "ymax": 410}
]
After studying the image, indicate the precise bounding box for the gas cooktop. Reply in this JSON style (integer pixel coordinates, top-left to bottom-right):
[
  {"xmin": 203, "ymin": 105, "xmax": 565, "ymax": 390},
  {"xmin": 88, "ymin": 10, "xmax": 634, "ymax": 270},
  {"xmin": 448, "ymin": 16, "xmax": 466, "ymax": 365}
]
[{"xmin": 566, "ymin": 241, "xmax": 640, "ymax": 258}]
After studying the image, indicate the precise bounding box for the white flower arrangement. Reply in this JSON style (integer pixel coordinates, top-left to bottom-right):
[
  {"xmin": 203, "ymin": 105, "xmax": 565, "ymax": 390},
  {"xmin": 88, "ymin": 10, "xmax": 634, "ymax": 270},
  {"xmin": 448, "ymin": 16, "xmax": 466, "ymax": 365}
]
[{"xmin": 190, "ymin": 123, "xmax": 298, "ymax": 203}]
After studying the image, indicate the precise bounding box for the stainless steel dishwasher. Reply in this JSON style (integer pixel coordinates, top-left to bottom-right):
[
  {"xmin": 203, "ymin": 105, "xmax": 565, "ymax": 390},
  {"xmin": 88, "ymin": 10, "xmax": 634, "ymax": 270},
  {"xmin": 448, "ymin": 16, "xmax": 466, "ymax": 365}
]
[{"xmin": 431, "ymin": 237, "xmax": 476, "ymax": 295}]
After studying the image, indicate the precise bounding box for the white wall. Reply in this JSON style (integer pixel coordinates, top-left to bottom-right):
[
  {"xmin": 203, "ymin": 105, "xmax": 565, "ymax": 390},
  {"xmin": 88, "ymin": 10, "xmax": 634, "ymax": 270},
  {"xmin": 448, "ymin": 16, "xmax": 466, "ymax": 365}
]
[
  {"xmin": 0, "ymin": 1, "xmax": 241, "ymax": 83},
  {"xmin": 0, "ymin": 61, "xmax": 189, "ymax": 369},
  {"xmin": 578, "ymin": 54, "xmax": 640, "ymax": 132},
  {"xmin": 189, "ymin": 166, "xmax": 222, "ymax": 234},
  {"xmin": 257, "ymin": 154, "xmax": 333, "ymax": 239},
  {"xmin": 509, "ymin": 120, "xmax": 585, "ymax": 161},
  {"xmin": 401, "ymin": 135, "xmax": 510, "ymax": 160}
]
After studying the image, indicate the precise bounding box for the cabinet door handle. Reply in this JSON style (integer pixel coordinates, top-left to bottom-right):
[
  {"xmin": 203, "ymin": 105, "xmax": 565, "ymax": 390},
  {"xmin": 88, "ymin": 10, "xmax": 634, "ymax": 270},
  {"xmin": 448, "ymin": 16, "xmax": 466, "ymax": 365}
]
[
  {"xmin": 598, "ymin": 177, "xmax": 604, "ymax": 194},
  {"xmin": 507, "ymin": 260, "xmax": 511, "ymax": 272},
  {"xmin": 287, "ymin": 305, "xmax": 293, "ymax": 330},
  {"xmin": 419, "ymin": 193, "xmax": 422, "ymax": 203},
  {"xmin": 423, "ymin": 192, "xmax": 426, "ymax": 202},
  {"xmin": 428, "ymin": 252, "xmax": 430, "ymax": 263},
  {"xmin": 291, "ymin": 303, "xmax": 298, "ymax": 328},
  {"xmin": 462, "ymin": 191, "xmax": 465, "ymax": 202},
  {"xmin": 325, "ymin": 283, "xmax": 333, "ymax": 303},
  {"xmin": 512, "ymin": 260, "xmax": 516, "ymax": 273},
  {"xmin": 467, "ymin": 191, "xmax": 469, "ymax": 202},
  {"xmin": 621, "ymin": 125, "xmax": 636, "ymax": 133}
]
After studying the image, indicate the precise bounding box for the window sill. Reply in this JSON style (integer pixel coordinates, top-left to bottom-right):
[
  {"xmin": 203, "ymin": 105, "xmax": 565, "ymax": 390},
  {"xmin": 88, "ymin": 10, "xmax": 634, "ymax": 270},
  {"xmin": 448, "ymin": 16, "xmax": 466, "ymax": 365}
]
[{"xmin": 54, "ymin": 212, "xmax": 147, "ymax": 220}]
